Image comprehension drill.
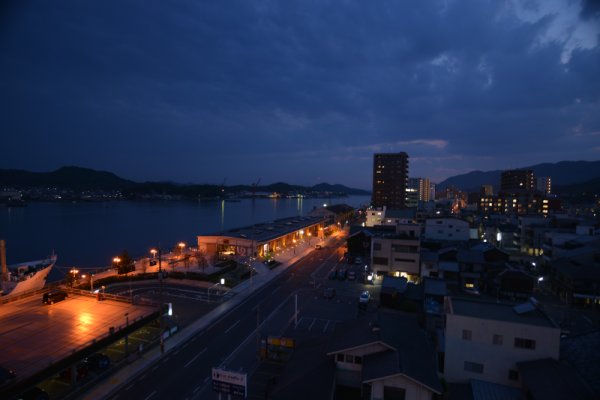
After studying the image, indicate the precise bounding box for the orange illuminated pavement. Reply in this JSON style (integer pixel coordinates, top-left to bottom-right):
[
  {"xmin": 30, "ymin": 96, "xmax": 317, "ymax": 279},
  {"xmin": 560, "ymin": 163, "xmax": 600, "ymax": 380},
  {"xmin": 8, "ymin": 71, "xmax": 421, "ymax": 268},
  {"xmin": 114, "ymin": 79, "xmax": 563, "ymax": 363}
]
[{"xmin": 0, "ymin": 292, "xmax": 154, "ymax": 381}]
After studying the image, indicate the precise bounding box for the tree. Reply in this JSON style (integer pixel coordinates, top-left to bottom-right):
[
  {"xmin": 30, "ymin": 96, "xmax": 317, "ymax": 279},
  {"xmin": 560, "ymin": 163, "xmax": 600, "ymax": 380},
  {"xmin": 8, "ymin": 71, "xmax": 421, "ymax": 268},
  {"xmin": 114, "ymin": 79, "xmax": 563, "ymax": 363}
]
[{"xmin": 115, "ymin": 250, "xmax": 135, "ymax": 275}]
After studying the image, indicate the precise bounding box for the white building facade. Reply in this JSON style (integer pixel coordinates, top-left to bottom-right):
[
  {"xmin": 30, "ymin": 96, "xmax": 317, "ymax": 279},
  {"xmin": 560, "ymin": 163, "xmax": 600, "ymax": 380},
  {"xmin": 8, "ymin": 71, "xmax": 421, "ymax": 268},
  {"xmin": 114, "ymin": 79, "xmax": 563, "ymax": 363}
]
[{"xmin": 443, "ymin": 297, "xmax": 560, "ymax": 387}]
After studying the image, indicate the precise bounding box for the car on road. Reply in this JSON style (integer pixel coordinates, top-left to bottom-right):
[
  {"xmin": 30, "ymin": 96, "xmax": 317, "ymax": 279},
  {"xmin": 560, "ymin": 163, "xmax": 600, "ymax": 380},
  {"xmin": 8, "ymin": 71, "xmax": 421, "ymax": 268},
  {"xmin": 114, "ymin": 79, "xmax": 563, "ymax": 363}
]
[
  {"xmin": 328, "ymin": 270, "xmax": 337, "ymax": 280},
  {"xmin": 347, "ymin": 271, "xmax": 356, "ymax": 281},
  {"xmin": 18, "ymin": 386, "xmax": 50, "ymax": 400},
  {"xmin": 354, "ymin": 257, "xmax": 363, "ymax": 265},
  {"xmin": 359, "ymin": 291, "xmax": 371, "ymax": 304},
  {"xmin": 323, "ymin": 287, "xmax": 336, "ymax": 299},
  {"xmin": 84, "ymin": 353, "xmax": 111, "ymax": 371},
  {"xmin": 0, "ymin": 366, "xmax": 16, "ymax": 386},
  {"xmin": 315, "ymin": 244, "xmax": 322, "ymax": 249},
  {"xmin": 337, "ymin": 268, "xmax": 347, "ymax": 280},
  {"xmin": 42, "ymin": 290, "xmax": 68, "ymax": 305}
]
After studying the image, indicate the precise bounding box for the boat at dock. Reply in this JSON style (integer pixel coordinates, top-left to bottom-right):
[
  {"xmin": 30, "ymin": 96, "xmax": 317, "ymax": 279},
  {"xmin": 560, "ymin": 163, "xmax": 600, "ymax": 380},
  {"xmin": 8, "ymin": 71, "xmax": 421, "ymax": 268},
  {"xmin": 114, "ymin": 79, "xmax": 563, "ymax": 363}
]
[{"xmin": 1, "ymin": 240, "xmax": 56, "ymax": 297}]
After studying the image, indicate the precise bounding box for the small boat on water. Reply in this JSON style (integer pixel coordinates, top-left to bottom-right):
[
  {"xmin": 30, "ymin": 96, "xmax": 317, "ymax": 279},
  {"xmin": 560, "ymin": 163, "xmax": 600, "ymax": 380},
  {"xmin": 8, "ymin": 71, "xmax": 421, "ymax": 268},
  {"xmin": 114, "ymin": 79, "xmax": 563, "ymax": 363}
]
[{"xmin": 1, "ymin": 240, "xmax": 56, "ymax": 297}]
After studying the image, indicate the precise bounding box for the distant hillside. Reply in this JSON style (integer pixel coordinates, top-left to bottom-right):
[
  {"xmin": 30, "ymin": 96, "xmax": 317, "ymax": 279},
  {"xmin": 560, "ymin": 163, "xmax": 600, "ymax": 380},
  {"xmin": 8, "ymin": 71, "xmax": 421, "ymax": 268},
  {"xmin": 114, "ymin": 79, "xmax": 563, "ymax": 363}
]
[
  {"xmin": 0, "ymin": 166, "xmax": 370, "ymax": 197},
  {"xmin": 438, "ymin": 160, "xmax": 600, "ymax": 192},
  {"xmin": 0, "ymin": 166, "xmax": 136, "ymax": 190},
  {"xmin": 554, "ymin": 177, "xmax": 600, "ymax": 196}
]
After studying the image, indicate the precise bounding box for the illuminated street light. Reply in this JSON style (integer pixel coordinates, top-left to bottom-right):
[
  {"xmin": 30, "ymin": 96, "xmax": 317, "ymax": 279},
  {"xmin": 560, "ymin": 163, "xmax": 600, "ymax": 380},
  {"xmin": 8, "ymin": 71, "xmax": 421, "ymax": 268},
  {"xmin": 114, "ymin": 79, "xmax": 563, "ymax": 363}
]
[
  {"xmin": 178, "ymin": 242, "xmax": 186, "ymax": 254},
  {"xmin": 150, "ymin": 249, "xmax": 157, "ymax": 259},
  {"xmin": 69, "ymin": 268, "xmax": 79, "ymax": 287}
]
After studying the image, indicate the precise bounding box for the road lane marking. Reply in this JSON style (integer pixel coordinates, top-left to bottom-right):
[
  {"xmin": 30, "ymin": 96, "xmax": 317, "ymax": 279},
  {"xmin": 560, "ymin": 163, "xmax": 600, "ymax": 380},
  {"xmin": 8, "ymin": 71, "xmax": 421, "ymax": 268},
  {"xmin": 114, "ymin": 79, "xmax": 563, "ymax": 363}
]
[
  {"xmin": 323, "ymin": 320, "xmax": 330, "ymax": 332},
  {"xmin": 204, "ymin": 376, "xmax": 210, "ymax": 383},
  {"xmin": 271, "ymin": 287, "xmax": 281, "ymax": 295},
  {"xmin": 144, "ymin": 390, "xmax": 156, "ymax": 400},
  {"xmin": 193, "ymin": 385, "xmax": 201, "ymax": 393},
  {"xmin": 225, "ymin": 320, "xmax": 241, "ymax": 334},
  {"xmin": 125, "ymin": 384, "xmax": 134, "ymax": 391},
  {"xmin": 184, "ymin": 347, "xmax": 207, "ymax": 368},
  {"xmin": 308, "ymin": 318, "xmax": 316, "ymax": 331},
  {"xmin": 152, "ymin": 365, "xmax": 158, "ymax": 371}
]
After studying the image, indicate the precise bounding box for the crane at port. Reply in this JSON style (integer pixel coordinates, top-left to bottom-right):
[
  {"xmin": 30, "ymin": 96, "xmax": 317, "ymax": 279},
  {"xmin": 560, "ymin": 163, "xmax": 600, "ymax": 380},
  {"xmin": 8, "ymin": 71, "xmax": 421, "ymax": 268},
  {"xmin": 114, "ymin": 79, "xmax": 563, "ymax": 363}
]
[{"xmin": 251, "ymin": 178, "xmax": 261, "ymax": 198}]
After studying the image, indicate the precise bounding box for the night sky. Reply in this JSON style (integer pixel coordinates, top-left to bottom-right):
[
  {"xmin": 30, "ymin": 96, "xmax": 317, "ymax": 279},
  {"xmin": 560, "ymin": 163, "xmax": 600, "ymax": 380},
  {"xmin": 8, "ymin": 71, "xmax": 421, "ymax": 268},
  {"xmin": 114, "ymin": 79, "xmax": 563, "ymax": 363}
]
[{"xmin": 1, "ymin": 1, "xmax": 599, "ymax": 189}]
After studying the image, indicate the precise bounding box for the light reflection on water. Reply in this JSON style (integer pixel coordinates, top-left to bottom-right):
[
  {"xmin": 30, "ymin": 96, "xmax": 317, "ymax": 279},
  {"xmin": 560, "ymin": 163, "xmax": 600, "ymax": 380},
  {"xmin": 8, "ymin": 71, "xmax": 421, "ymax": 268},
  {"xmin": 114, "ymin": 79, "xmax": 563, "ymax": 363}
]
[{"xmin": 2, "ymin": 196, "xmax": 370, "ymax": 275}]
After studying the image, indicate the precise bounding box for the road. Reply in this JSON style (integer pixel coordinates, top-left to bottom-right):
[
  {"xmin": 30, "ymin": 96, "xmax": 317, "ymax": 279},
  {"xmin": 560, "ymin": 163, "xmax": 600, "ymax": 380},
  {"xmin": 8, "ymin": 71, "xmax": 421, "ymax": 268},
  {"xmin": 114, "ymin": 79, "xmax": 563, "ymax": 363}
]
[{"xmin": 105, "ymin": 235, "xmax": 368, "ymax": 400}]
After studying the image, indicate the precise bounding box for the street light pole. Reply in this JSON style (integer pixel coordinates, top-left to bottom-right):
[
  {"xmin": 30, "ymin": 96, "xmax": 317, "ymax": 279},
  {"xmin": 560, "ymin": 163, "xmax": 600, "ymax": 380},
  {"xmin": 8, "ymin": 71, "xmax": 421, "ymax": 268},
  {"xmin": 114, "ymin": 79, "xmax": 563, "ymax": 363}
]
[
  {"xmin": 157, "ymin": 248, "xmax": 165, "ymax": 354},
  {"xmin": 124, "ymin": 312, "xmax": 129, "ymax": 357}
]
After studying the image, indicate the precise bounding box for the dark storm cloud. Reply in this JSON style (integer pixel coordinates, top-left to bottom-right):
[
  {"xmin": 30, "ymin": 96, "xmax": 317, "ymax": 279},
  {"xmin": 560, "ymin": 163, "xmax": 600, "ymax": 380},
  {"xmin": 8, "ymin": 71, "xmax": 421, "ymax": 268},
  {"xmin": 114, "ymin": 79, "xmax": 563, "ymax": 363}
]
[
  {"xmin": 580, "ymin": 0, "xmax": 600, "ymax": 19},
  {"xmin": 1, "ymin": 0, "xmax": 598, "ymax": 188}
]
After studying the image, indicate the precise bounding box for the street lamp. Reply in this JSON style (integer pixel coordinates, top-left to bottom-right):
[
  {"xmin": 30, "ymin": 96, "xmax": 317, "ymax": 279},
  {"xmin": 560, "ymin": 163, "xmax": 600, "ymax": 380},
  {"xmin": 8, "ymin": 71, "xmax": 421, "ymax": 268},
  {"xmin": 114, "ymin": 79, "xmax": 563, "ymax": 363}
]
[
  {"xmin": 113, "ymin": 257, "xmax": 121, "ymax": 273},
  {"xmin": 178, "ymin": 242, "xmax": 186, "ymax": 254},
  {"xmin": 70, "ymin": 268, "xmax": 79, "ymax": 287},
  {"xmin": 151, "ymin": 248, "xmax": 165, "ymax": 354},
  {"xmin": 124, "ymin": 312, "xmax": 129, "ymax": 357}
]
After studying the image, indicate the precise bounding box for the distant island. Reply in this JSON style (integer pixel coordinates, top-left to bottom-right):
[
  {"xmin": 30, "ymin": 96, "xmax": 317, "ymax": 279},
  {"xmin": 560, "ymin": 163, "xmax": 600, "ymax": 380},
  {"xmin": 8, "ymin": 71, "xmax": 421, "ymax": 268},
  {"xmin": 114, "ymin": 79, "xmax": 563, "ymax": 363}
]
[{"xmin": 0, "ymin": 166, "xmax": 371, "ymax": 202}]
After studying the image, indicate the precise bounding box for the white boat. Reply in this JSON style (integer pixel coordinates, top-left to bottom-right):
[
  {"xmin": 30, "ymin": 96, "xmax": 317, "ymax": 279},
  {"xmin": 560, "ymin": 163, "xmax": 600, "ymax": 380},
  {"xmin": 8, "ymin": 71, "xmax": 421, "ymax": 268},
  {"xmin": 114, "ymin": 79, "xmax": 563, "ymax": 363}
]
[{"xmin": 1, "ymin": 254, "xmax": 56, "ymax": 297}]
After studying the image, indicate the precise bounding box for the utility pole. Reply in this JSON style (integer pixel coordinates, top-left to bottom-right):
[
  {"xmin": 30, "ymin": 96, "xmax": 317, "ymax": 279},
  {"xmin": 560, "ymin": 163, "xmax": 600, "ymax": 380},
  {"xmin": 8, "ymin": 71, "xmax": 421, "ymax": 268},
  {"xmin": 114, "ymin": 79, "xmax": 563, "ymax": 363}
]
[
  {"xmin": 256, "ymin": 304, "xmax": 260, "ymax": 361},
  {"xmin": 158, "ymin": 247, "xmax": 164, "ymax": 354}
]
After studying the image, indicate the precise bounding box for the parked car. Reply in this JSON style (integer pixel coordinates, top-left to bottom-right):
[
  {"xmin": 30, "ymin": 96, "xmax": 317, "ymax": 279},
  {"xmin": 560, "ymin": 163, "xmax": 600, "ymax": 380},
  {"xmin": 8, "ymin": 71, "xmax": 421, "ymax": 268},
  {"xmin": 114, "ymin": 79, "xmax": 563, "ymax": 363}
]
[
  {"xmin": 59, "ymin": 362, "xmax": 89, "ymax": 382},
  {"xmin": 323, "ymin": 287, "xmax": 336, "ymax": 299},
  {"xmin": 359, "ymin": 291, "xmax": 371, "ymax": 304},
  {"xmin": 18, "ymin": 387, "xmax": 50, "ymax": 400},
  {"xmin": 43, "ymin": 290, "xmax": 68, "ymax": 305},
  {"xmin": 337, "ymin": 268, "xmax": 347, "ymax": 280},
  {"xmin": 328, "ymin": 270, "xmax": 337, "ymax": 280},
  {"xmin": 0, "ymin": 366, "xmax": 16, "ymax": 386},
  {"xmin": 354, "ymin": 257, "xmax": 363, "ymax": 265},
  {"xmin": 84, "ymin": 353, "xmax": 111, "ymax": 371},
  {"xmin": 347, "ymin": 271, "xmax": 356, "ymax": 281}
]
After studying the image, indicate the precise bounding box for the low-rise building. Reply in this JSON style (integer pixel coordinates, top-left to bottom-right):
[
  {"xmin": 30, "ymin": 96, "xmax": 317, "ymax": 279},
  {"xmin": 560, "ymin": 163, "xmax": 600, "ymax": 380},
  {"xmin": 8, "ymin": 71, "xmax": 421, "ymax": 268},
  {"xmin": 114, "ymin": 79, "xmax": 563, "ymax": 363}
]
[
  {"xmin": 443, "ymin": 297, "xmax": 560, "ymax": 387},
  {"xmin": 197, "ymin": 216, "xmax": 324, "ymax": 262},
  {"xmin": 423, "ymin": 217, "xmax": 471, "ymax": 242},
  {"xmin": 328, "ymin": 312, "xmax": 442, "ymax": 400},
  {"xmin": 371, "ymin": 223, "xmax": 421, "ymax": 280}
]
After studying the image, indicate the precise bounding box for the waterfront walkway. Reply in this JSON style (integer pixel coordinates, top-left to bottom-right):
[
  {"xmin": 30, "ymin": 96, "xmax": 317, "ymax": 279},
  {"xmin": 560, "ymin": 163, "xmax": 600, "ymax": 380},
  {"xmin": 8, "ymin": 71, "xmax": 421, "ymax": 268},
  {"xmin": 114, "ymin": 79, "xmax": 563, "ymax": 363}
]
[{"xmin": 82, "ymin": 235, "xmax": 338, "ymax": 400}]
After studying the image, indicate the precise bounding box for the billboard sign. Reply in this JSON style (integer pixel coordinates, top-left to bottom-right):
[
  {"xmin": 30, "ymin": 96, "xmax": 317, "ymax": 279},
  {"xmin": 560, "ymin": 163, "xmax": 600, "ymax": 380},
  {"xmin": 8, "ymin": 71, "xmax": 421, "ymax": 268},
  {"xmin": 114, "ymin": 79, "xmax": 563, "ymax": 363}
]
[{"xmin": 212, "ymin": 368, "xmax": 247, "ymax": 397}]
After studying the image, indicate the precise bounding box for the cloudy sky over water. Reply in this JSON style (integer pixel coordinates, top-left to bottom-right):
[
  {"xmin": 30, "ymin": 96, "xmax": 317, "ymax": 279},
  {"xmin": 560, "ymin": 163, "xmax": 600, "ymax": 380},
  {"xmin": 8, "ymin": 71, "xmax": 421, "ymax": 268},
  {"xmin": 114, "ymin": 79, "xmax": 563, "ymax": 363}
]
[{"xmin": 1, "ymin": 0, "xmax": 599, "ymax": 189}]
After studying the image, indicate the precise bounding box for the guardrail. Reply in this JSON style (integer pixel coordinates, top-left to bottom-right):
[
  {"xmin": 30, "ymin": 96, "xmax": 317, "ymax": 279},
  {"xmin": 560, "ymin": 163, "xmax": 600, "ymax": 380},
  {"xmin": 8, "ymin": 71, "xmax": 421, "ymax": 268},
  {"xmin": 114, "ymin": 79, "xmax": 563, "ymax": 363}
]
[{"xmin": 0, "ymin": 281, "xmax": 63, "ymax": 305}]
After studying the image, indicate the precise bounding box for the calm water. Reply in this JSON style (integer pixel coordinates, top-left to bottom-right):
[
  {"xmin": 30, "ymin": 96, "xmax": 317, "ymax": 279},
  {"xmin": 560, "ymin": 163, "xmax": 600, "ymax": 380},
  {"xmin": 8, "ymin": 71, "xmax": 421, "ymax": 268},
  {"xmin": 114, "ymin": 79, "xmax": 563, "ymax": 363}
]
[{"xmin": 1, "ymin": 196, "xmax": 370, "ymax": 279}]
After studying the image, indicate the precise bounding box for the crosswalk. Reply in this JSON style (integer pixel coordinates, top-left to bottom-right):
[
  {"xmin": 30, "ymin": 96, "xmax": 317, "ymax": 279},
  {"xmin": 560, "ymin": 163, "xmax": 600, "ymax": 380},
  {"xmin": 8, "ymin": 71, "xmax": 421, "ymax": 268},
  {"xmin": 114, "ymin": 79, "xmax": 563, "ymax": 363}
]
[{"xmin": 294, "ymin": 316, "xmax": 339, "ymax": 333}]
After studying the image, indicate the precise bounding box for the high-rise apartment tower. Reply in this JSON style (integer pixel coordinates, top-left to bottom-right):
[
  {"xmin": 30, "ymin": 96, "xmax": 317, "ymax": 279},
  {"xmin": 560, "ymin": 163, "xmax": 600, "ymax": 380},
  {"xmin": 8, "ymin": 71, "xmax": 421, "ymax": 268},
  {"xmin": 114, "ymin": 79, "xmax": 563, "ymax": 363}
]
[{"xmin": 372, "ymin": 152, "xmax": 409, "ymax": 209}]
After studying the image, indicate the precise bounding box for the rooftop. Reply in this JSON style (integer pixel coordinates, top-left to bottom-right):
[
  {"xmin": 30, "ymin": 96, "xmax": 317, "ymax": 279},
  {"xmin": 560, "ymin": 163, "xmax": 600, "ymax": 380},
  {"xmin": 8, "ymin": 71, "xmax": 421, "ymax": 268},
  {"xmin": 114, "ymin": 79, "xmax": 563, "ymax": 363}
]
[
  {"xmin": 204, "ymin": 215, "xmax": 324, "ymax": 243},
  {"xmin": 518, "ymin": 358, "xmax": 597, "ymax": 400},
  {"xmin": 448, "ymin": 298, "xmax": 557, "ymax": 328},
  {"xmin": 328, "ymin": 311, "xmax": 442, "ymax": 394}
]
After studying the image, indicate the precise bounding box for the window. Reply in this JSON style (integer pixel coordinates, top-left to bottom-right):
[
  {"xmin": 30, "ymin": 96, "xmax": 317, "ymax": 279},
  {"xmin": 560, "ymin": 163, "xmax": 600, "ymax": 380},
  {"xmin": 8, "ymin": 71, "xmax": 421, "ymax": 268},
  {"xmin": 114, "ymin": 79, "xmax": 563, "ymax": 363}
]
[
  {"xmin": 508, "ymin": 370, "xmax": 519, "ymax": 381},
  {"xmin": 462, "ymin": 329, "xmax": 472, "ymax": 340},
  {"xmin": 345, "ymin": 354, "xmax": 354, "ymax": 363},
  {"xmin": 514, "ymin": 337, "xmax": 536, "ymax": 350},
  {"xmin": 336, "ymin": 354, "xmax": 344, "ymax": 362},
  {"xmin": 373, "ymin": 243, "xmax": 382, "ymax": 251},
  {"xmin": 464, "ymin": 361, "xmax": 484, "ymax": 373},
  {"xmin": 355, "ymin": 356, "xmax": 362, "ymax": 364},
  {"xmin": 493, "ymin": 334, "xmax": 503, "ymax": 345},
  {"xmin": 383, "ymin": 386, "xmax": 406, "ymax": 400},
  {"xmin": 373, "ymin": 257, "xmax": 389, "ymax": 265}
]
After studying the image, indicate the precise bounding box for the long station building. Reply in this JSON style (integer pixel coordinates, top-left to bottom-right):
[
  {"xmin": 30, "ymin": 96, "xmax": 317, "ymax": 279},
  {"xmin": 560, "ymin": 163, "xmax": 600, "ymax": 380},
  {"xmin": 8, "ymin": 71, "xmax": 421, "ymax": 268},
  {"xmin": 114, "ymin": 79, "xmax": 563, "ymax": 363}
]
[{"xmin": 197, "ymin": 216, "xmax": 326, "ymax": 260}]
